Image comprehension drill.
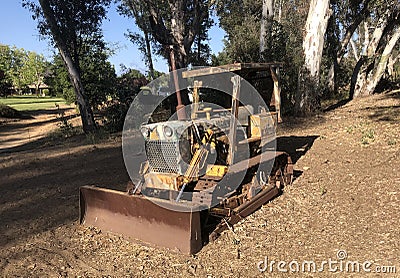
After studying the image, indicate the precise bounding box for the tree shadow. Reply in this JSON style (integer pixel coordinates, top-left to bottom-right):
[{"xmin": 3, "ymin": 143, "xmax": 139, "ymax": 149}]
[
  {"xmin": 0, "ymin": 143, "xmax": 132, "ymax": 248},
  {"xmin": 364, "ymin": 105, "xmax": 400, "ymax": 123},
  {"xmin": 387, "ymin": 89, "xmax": 400, "ymax": 100},
  {"xmin": 323, "ymin": 98, "xmax": 351, "ymax": 112},
  {"xmin": 0, "ymin": 113, "xmax": 77, "ymax": 135},
  {"xmin": 0, "ymin": 132, "xmax": 67, "ymax": 154},
  {"xmin": 0, "ymin": 109, "xmax": 79, "ymax": 153},
  {"xmin": 25, "ymin": 108, "xmax": 74, "ymax": 117}
]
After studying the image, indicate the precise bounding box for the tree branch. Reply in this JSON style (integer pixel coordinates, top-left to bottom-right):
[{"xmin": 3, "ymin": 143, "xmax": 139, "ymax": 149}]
[
  {"xmin": 337, "ymin": 0, "xmax": 371, "ymax": 64},
  {"xmin": 185, "ymin": 0, "xmax": 209, "ymax": 49},
  {"xmin": 147, "ymin": 1, "xmax": 173, "ymax": 45}
]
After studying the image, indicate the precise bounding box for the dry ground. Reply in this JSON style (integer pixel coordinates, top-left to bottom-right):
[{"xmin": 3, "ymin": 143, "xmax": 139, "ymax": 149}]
[
  {"xmin": 0, "ymin": 91, "xmax": 399, "ymax": 277},
  {"xmin": 0, "ymin": 105, "xmax": 78, "ymax": 153}
]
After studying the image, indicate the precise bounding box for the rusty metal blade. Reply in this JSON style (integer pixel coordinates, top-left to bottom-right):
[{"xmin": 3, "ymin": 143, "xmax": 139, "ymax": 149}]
[{"xmin": 79, "ymin": 186, "xmax": 203, "ymax": 254}]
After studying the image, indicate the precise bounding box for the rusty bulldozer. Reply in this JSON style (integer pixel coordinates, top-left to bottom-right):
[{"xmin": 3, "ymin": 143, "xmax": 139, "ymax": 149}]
[{"xmin": 80, "ymin": 63, "xmax": 293, "ymax": 254}]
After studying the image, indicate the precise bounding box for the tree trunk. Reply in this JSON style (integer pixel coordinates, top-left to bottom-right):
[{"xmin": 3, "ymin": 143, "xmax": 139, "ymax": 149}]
[
  {"xmin": 336, "ymin": 0, "xmax": 370, "ymax": 65},
  {"xmin": 169, "ymin": 0, "xmax": 188, "ymax": 69},
  {"xmin": 326, "ymin": 15, "xmax": 337, "ymax": 94},
  {"xmin": 350, "ymin": 38, "xmax": 360, "ymax": 61},
  {"xmin": 352, "ymin": 9, "xmax": 391, "ymax": 98},
  {"xmin": 38, "ymin": 0, "xmax": 96, "ymax": 133},
  {"xmin": 364, "ymin": 26, "xmax": 400, "ymax": 94},
  {"xmin": 362, "ymin": 21, "xmax": 369, "ymax": 55},
  {"xmin": 295, "ymin": 0, "xmax": 331, "ymax": 115},
  {"xmin": 327, "ymin": 61, "xmax": 337, "ymax": 94},
  {"xmin": 387, "ymin": 53, "xmax": 400, "ymax": 80},
  {"xmin": 125, "ymin": 1, "xmax": 155, "ymax": 79},
  {"xmin": 144, "ymin": 30, "xmax": 155, "ymax": 80},
  {"xmin": 260, "ymin": 0, "xmax": 274, "ymax": 61},
  {"xmin": 277, "ymin": 0, "xmax": 282, "ymax": 23}
]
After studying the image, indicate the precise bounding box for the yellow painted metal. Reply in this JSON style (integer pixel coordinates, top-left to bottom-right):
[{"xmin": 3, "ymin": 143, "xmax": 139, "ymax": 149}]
[
  {"xmin": 205, "ymin": 165, "xmax": 228, "ymax": 178},
  {"xmin": 250, "ymin": 113, "xmax": 277, "ymax": 138},
  {"xmin": 183, "ymin": 146, "xmax": 208, "ymax": 183},
  {"xmin": 149, "ymin": 128, "xmax": 160, "ymax": 140},
  {"xmin": 144, "ymin": 172, "xmax": 183, "ymax": 191}
]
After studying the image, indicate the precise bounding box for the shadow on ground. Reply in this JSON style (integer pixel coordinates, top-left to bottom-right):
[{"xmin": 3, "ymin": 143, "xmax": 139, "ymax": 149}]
[
  {"xmin": 364, "ymin": 105, "xmax": 400, "ymax": 123},
  {"xmin": 0, "ymin": 142, "xmax": 133, "ymax": 248}
]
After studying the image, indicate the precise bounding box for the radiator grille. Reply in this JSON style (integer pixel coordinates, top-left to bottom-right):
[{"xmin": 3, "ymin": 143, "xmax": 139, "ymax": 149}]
[{"xmin": 145, "ymin": 140, "xmax": 179, "ymax": 173}]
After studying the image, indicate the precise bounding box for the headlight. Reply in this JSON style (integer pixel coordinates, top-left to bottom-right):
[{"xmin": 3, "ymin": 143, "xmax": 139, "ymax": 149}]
[
  {"xmin": 163, "ymin": 125, "xmax": 173, "ymax": 138},
  {"xmin": 140, "ymin": 127, "xmax": 150, "ymax": 138}
]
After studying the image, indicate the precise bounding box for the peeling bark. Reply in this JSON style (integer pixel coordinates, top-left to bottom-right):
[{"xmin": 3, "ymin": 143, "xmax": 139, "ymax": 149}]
[
  {"xmin": 388, "ymin": 53, "xmax": 400, "ymax": 79},
  {"xmin": 350, "ymin": 38, "xmax": 360, "ymax": 61},
  {"xmin": 352, "ymin": 9, "xmax": 392, "ymax": 98},
  {"xmin": 328, "ymin": 0, "xmax": 369, "ymax": 96},
  {"xmin": 362, "ymin": 21, "xmax": 369, "ymax": 55},
  {"xmin": 364, "ymin": 26, "xmax": 400, "ymax": 94},
  {"xmin": 295, "ymin": 0, "xmax": 331, "ymax": 115},
  {"xmin": 260, "ymin": 0, "xmax": 274, "ymax": 61},
  {"xmin": 337, "ymin": 0, "xmax": 370, "ymax": 65}
]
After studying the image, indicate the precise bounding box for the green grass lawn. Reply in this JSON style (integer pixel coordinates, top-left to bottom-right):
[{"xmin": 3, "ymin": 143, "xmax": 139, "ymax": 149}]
[{"xmin": 0, "ymin": 95, "xmax": 68, "ymax": 111}]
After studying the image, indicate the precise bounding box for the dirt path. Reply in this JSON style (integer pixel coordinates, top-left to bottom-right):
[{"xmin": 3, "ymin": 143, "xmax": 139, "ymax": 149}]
[
  {"xmin": 0, "ymin": 91, "xmax": 399, "ymax": 277},
  {"xmin": 0, "ymin": 105, "xmax": 77, "ymax": 153}
]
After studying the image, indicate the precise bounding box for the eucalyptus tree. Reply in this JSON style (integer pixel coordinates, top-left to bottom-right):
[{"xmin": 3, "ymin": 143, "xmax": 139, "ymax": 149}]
[
  {"xmin": 23, "ymin": 0, "xmax": 112, "ymax": 133},
  {"xmin": 260, "ymin": 0, "xmax": 275, "ymax": 61},
  {"xmin": 325, "ymin": 0, "xmax": 372, "ymax": 94},
  {"xmin": 295, "ymin": 0, "xmax": 331, "ymax": 115},
  {"xmin": 120, "ymin": 0, "xmax": 213, "ymax": 71},
  {"xmin": 217, "ymin": 0, "xmax": 263, "ymax": 63},
  {"xmin": 350, "ymin": 1, "xmax": 400, "ymax": 98},
  {"xmin": 118, "ymin": 0, "xmax": 156, "ymax": 79}
]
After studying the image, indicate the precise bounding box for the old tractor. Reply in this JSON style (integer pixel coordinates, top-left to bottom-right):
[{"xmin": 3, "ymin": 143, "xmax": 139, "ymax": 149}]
[{"xmin": 79, "ymin": 63, "xmax": 293, "ymax": 254}]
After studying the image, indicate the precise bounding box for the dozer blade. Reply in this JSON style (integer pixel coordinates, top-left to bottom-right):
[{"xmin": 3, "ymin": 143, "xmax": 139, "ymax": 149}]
[{"xmin": 79, "ymin": 186, "xmax": 203, "ymax": 254}]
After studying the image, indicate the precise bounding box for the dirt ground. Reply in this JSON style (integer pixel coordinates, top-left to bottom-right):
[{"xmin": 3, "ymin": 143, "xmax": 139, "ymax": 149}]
[
  {"xmin": 0, "ymin": 91, "xmax": 399, "ymax": 277},
  {"xmin": 0, "ymin": 105, "xmax": 78, "ymax": 152}
]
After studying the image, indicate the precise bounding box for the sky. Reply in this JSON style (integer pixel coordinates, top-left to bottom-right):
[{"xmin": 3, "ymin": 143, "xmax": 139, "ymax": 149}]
[{"xmin": 0, "ymin": 0, "xmax": 226, "ymax": 74}]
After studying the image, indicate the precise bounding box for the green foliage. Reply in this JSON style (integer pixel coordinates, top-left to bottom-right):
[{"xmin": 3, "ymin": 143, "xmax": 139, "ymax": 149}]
[
  {"xmin": 387, "ymin": 138, "xmax": 397, "ymax": 146},
  {"xmin": 21, "ymin": 51, "xmax": 49, "ymax": 93},
  {"xmin": 56, "ymin": 105, "xmax": 75, "ymax": 137},
  {"xmin": 217, "ymin": 0, "xmax": 262, "ymax": 62},
  {"xmin": 101, "ymin": 68, "xmax": 149, "ymax": 132},
  {"xmin": 361, "ymin": 128, "xmax": 375, "ymax": 145},
  {"xmin": 46, "ymin": 55, "xmax": 74, "ymax": 102},
  {"xmin": 80, "ymin": 50, "xmax": 117, "ymax": 107},
  {"xmin": 23, "ymin": 0, "xmax": 114, "ymax": 133},
  {"xmin": 0, "ymin": 45, "xmax": 15, "ymax": 95},
  {"xmin": 115, "ymin": 67, "xmax": 147, "ymax": 103},
  {"xmin": 211, "ymin": 51, "xmax": 233, "ymax": 66},
  {"xmin": 0, "ymin": 44, "xmax": 49, "ymax": 94},
  {"xmin": 47, "ymin": 49, "xmax": 117, "ymax": 107},
  {"xmin": 118, "ymin": 1, "xmax": 158, "ymax": 77},
  {"xmin": 23, "ymin": 0, "xmax": 112, "ymax": 59},
  {"xmin": 215, "ymin": 0, "xmax": 308, "ymax": 113},
  {"xmin": 189, "ymin": 12, "xmax": 214, "ymax": 66},
  {"xmin": 119, "ymin": 0, "xmax": 213, "ymax": 69}
]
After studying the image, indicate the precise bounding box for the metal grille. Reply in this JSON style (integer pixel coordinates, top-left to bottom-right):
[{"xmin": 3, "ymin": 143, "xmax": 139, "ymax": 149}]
[{"xmin": 145, "ymin": 140, "xmax": 179, "ymax": 173}]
